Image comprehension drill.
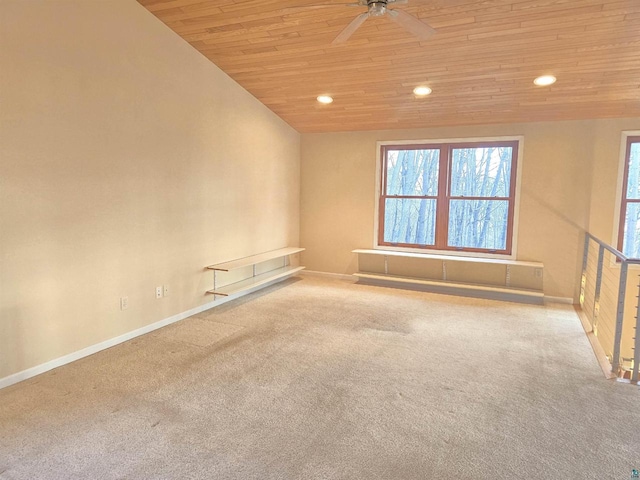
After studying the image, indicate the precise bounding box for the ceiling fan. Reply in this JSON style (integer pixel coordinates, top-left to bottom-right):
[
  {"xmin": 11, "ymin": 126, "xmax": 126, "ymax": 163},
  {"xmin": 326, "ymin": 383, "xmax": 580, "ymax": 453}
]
[{"xmin": 294, "ymin": 0, "xmax": 436, "ymax": 44}]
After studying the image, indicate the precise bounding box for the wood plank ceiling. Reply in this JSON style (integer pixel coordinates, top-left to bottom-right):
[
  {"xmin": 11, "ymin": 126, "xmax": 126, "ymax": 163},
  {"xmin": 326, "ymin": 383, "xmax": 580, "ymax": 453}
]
[{"xmin": 139, "ymin": 0, "xmax": 640, "ymax": 133}]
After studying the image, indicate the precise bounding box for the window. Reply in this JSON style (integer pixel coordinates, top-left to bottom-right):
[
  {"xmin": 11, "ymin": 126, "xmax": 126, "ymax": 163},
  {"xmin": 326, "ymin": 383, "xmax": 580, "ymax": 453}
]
[
  {"xmin": 378, "ymin": 140, "xmax": 519, "ymax": 255},
  {"xmin": 618, "ymin": 136, "xmax": 640, "ymax": 258}
]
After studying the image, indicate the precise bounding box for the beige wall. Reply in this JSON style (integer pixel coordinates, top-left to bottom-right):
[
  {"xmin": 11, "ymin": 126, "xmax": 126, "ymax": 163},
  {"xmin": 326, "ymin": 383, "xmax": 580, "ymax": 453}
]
[
  {"xmin": 0, "ymin": 1, "xmax": 300, "ymax": 379},
  {"xmin": 300, "ymin": 119, "xmax": 640, "ymax": 300},
  {"xmin": 589, "ymin": 119, "xmax": 640, "ymax": 242}
]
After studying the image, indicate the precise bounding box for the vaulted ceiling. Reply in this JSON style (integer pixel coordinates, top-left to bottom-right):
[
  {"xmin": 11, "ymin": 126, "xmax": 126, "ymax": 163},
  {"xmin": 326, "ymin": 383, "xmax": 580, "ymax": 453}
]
[{"xmin": 139, "ymin": 0, "xmax": 640, "ymax": 133}]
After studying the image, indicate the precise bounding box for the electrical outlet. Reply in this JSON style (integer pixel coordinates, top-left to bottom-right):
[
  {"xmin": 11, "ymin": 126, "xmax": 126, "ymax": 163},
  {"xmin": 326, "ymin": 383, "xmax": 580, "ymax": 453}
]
[
  {"xmin": 155, "ymin": 286, "xmax": 163, "ymax": 299},
  {"xmin": 163, "ymin": 285, "xmax": 170, "ymax": 297},
  {"xmin": 534, "ymin": 268, "xmax": 543, "ymax": 278},
  {"xmin": 120, "ymin": 296, "xmax": 129, "ymax": 310}
]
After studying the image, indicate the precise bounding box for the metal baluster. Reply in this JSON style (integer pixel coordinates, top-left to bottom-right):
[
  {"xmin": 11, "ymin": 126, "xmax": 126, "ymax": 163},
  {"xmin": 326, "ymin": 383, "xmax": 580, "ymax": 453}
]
[
  {"xmin": 592, "ymin": 245, "xmax": 605, "ymax": 333},
  {"xmin": 580, "ymin": 234, "xmax": 589, "ymax": 308},
  {"xmin": 612, "ymin": 261, "xmax": 629, "ymax": 375}
]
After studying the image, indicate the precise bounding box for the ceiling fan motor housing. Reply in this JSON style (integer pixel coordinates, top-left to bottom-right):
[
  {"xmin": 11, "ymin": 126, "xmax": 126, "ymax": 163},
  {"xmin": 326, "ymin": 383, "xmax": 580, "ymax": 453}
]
[{"xmin": 368, "ymin": 1, "xmax": 387, "ymax": 16}]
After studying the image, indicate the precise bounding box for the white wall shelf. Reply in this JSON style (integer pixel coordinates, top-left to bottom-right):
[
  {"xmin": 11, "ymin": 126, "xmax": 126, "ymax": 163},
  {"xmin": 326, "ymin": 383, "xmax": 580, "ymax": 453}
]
[
  {"xmin": 207, "ymin": 266, "xmax": 305, "ymax": 297},
  {"xmin": 353, "ymin": 249, "xmax": 544, "ymax": 303},
  {"xmin": 206, "ymin": 247, "xmax": 305, "ymax": 298},
  {"xmin": 207, "ymin": 247, "xmax": 305, "ymax": 272}
]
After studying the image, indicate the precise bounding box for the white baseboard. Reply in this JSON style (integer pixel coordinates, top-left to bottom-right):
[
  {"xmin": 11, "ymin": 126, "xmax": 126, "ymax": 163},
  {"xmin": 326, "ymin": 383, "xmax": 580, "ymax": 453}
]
[
  {"xmin": 0, "ymin": 277, "xmax": 291, "ymax": 391},
  {"xmin": 544, "ymin": 295, "xmax": 575, "ymax": 305},
  {"xmin": 300, "ymin": 270, "xmax": 357, "ymax": 282}
]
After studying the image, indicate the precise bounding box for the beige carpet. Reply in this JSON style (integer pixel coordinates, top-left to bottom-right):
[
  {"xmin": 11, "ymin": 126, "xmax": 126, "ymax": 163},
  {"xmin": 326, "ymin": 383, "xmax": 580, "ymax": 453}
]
[{"xmin": 1, "ymin": 275, "xmax": 639, "ymax": 479}]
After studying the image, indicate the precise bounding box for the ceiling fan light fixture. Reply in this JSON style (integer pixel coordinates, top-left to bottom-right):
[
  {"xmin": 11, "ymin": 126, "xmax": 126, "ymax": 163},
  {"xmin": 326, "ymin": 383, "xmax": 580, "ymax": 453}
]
[
  {"xmin": 534, "ymin": 75, "xmax": 556, "ymax": 86},
  {"xmin": 413, "ymin": 86, "xmax": 432, "ymax": 96},
  {"xmin": 317, "ymin": 95, "xmax": 334, "ymax": 104}
]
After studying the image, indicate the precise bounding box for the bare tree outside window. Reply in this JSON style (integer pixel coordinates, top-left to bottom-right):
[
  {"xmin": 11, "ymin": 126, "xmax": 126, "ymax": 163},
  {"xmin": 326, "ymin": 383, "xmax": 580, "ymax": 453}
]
[
  {"xmin": 379, "ymin": 141, "xmax": 519, "ymax": 255},
  {"xmin": 618, "ymin": 137, "xmax": 640, "ymax": 258}
]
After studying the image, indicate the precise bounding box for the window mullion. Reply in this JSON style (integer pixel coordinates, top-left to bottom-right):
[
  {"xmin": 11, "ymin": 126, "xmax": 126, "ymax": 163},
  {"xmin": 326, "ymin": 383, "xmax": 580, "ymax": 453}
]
[
  {"xmin": 378, "ymin": 145, "xmax": 388, "ymax": 246},
  {"xmin": 618, "ymin": 137, "xmax": 640, "ymax": 255}
]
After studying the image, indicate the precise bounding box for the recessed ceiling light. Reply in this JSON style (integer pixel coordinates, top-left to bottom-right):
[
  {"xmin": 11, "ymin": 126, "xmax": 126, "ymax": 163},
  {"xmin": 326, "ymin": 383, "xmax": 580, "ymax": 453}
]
[
  {"xmin": 317, "ymin": 95, "xmax": 333, "ymax": 104},
  {"xmin": 413, "ymin": 86, "xmax": 432, "ymax": 96},
  {"xmin": 534, "ymin": 75, "xmax": 556, "ymax": 86}
]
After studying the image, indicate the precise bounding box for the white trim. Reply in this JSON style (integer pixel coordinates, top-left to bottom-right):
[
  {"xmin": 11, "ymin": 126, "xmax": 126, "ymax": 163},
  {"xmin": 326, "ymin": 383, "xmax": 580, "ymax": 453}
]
[
  {"xmin": 512, "ymin": 138, "xmax": 524, "ymax": 258},
  {"xmin": 0, "ymin": 277, "xmax": 294, "ymax": 391},
  {"xmin": 377, "ymin": 136, "xmax": 526, "ymax": 146},
  {"xmin": 373, "ymin": 135, "xmax": 525, "ymax": 261},
  {"xmin": 611, "ymin": 131, "xmax": 640, "ymax": 267},
  {"xmin": 373, "ymin": 142, "xmax": 383, "ymax": 248},
  {"xmin": 300, "ymin": 270, "xmax": 357, "ymax": 282},
  {"xmin": 544, "ymin": 295, "xmax": 575, "ymax": 305}
]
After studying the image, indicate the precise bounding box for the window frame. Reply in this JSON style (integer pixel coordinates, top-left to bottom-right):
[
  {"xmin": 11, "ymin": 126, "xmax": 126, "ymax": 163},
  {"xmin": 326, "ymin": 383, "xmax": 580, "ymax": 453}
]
[
  {"xmin": 374, "ymin": 137, "xmax": 523, "ymax": 259},
  {"xmin": 617, "ymin": 135, "xmax": 640, "ymax": 259}
]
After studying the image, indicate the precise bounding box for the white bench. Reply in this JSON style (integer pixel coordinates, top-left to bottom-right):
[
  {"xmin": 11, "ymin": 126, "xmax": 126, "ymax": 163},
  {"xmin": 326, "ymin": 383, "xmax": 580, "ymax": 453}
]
[
  {"xmin": 353, "ymin": 249, "xmax": 544, "ymax": 303},
  {"xmin": 206, "ymin": 247, "xmax": 304, "ymax": 297}
]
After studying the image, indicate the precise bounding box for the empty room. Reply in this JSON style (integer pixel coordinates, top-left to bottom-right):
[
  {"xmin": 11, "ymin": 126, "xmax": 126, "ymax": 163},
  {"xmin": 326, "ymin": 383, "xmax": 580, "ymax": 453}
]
[{"xmin": 2, "ymin": 0, "xmax": 640, "ymax": 478}]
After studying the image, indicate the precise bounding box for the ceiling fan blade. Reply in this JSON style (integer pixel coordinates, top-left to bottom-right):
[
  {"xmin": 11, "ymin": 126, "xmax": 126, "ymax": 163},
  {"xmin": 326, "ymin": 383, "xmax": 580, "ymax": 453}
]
[
  {"xmin": 387, "ymin": 9, "xmax": 436, "ymax": 40},
  {"xmin": 282, "ymin": 1, "xmax": 364, "ymax": 13},
  {"xmin": 332, "ymin": 12, "xmax": 369, "ymax": 44}
]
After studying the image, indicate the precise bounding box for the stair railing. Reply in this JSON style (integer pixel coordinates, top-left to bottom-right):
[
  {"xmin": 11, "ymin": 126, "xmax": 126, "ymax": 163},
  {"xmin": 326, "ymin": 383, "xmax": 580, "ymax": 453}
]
[{"xmin": 581, "ymin": 232, "xmax": 640, "ymax": 383}]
